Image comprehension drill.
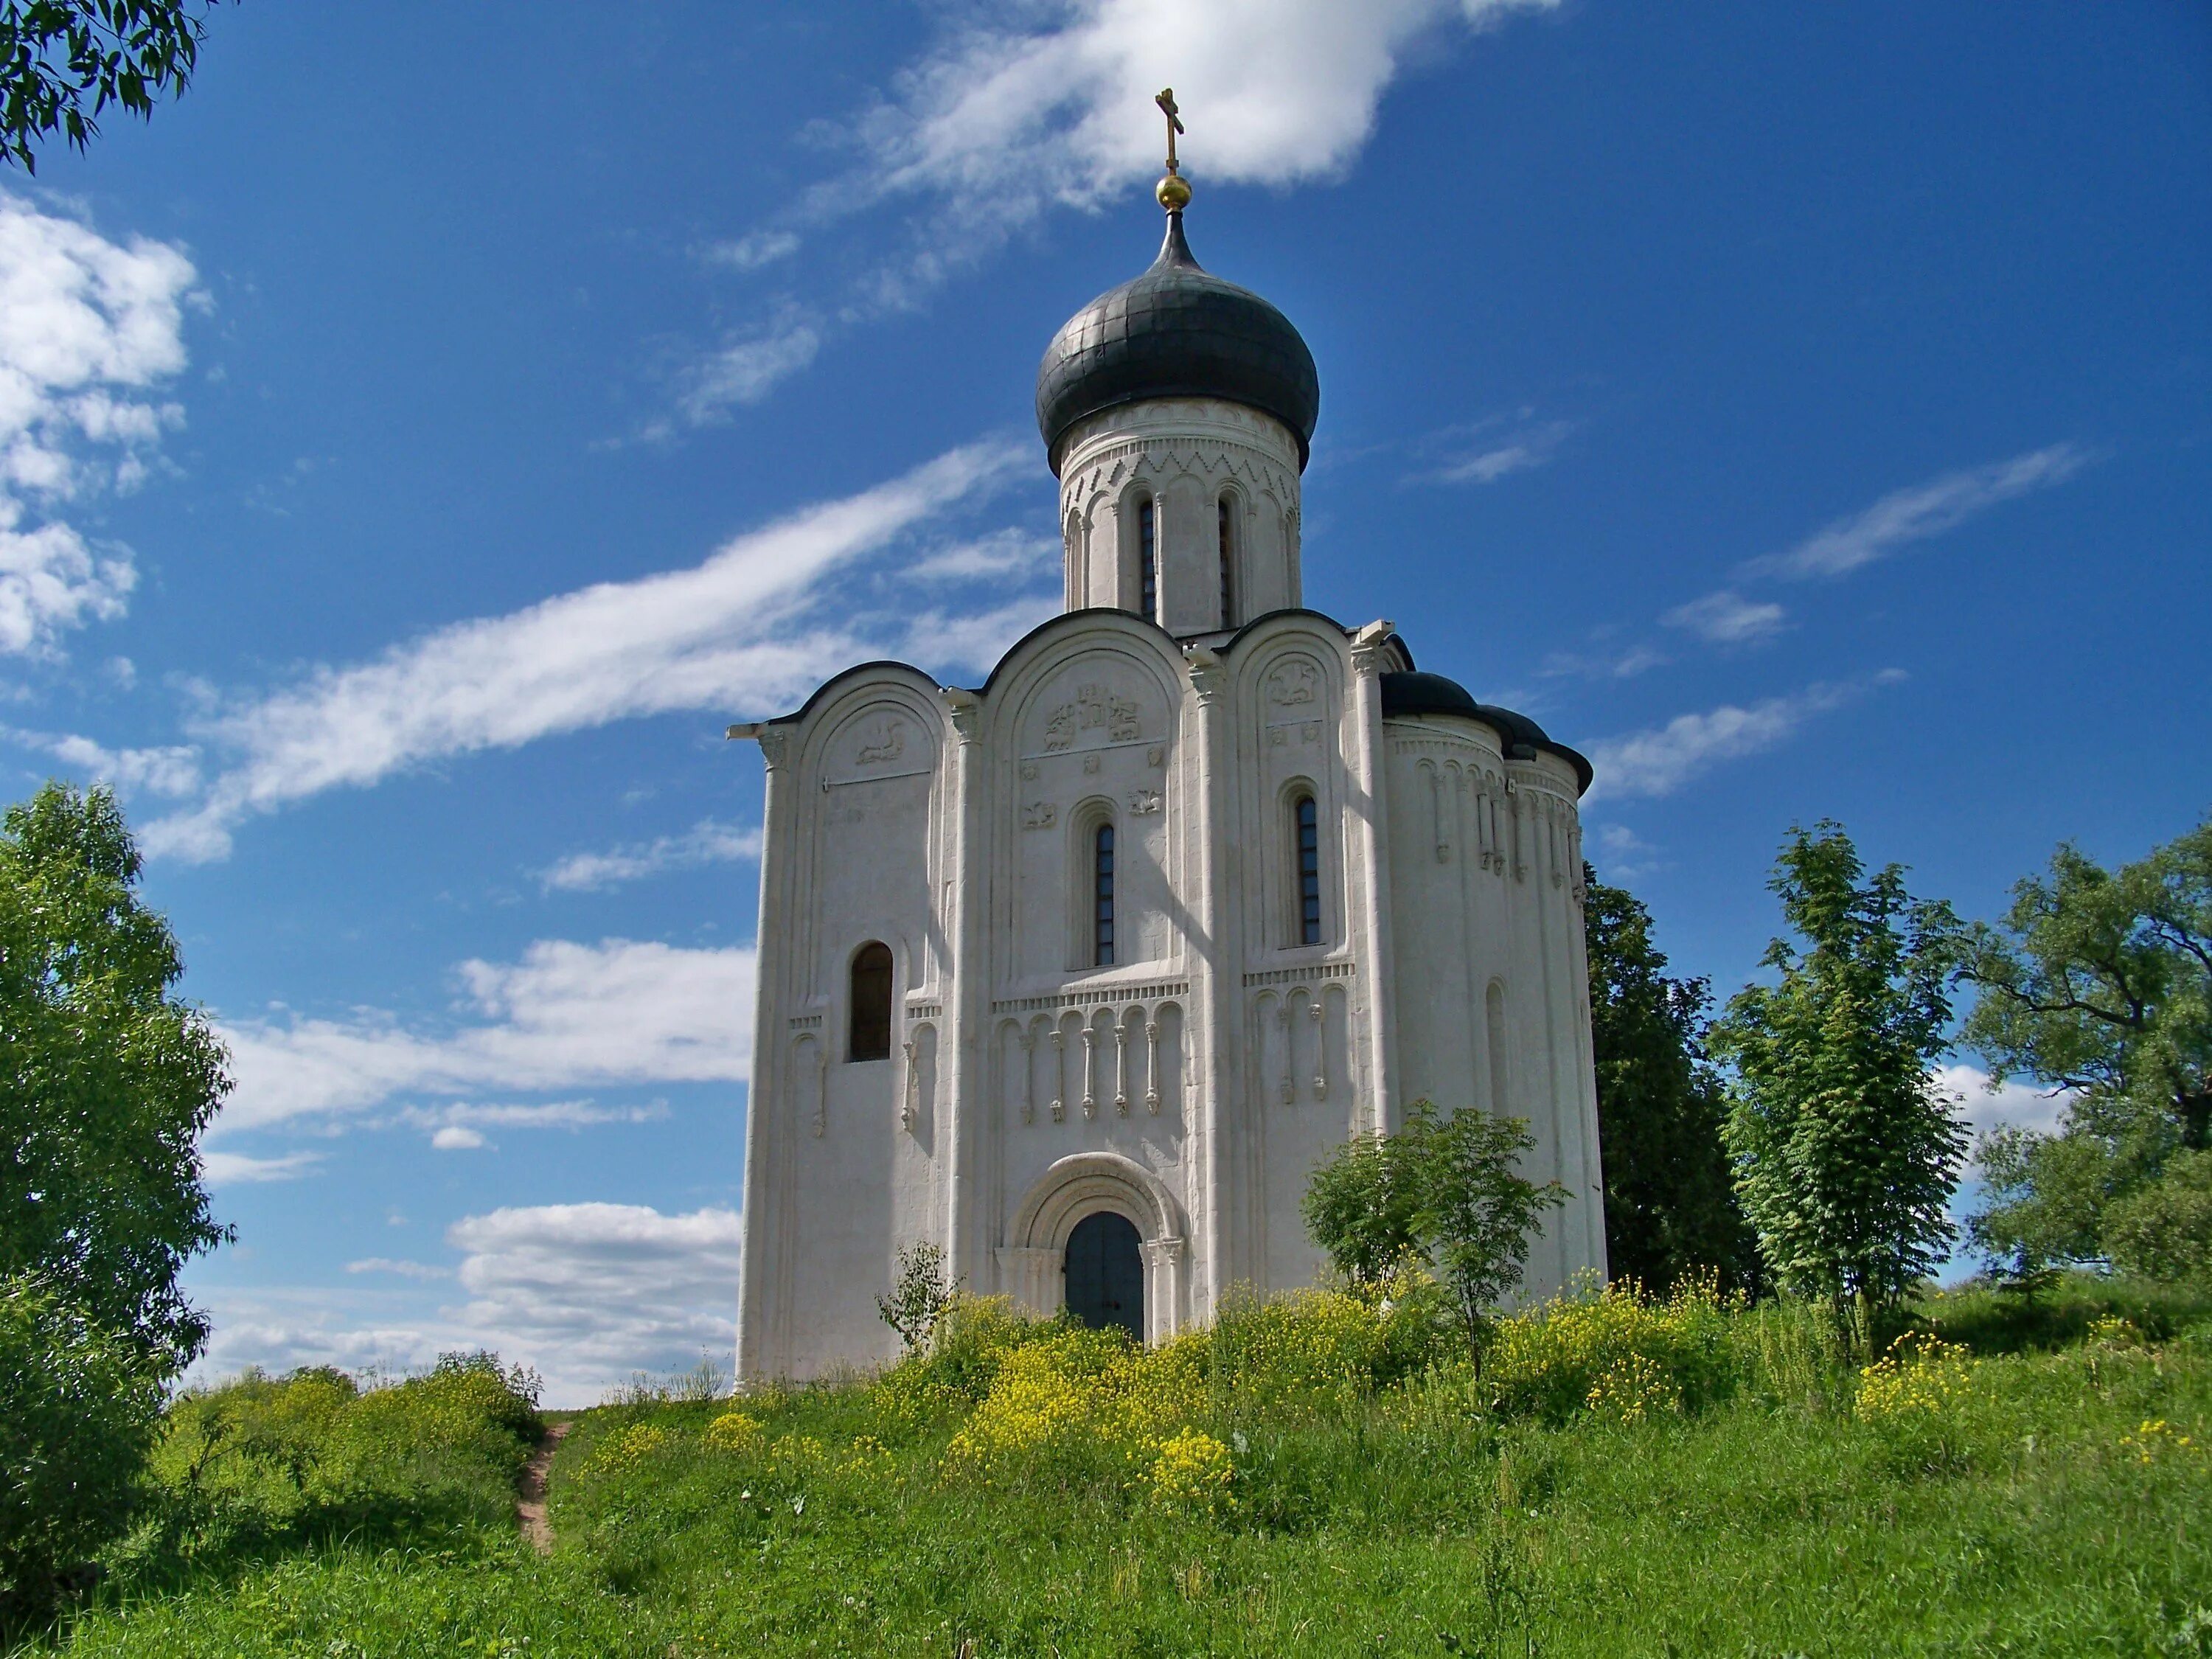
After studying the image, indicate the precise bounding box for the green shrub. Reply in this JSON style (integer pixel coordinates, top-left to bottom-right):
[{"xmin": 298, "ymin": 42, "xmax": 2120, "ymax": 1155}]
[
  {"xmin": 129, "ymin": 1351, "xmax": 542, "ymax": 1580},
  {"xmin": 1478, "ymin": 1274, "xmax": 1742, "ymax": 1424},
  {"xmin": 0, "ymin": 1277, "xmax": 164, "ymax": 1635}
]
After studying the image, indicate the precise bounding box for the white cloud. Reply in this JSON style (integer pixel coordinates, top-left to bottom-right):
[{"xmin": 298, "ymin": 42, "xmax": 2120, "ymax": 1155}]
[
  {"xmin": 216, "ymin": 938, "xmax": 754, "ymax": 1133},
  {"xmin": 431, "ymin": 1125, "xmax": 487, "ymax": 1151},
  {"xmin": 1591, "ymin": 823, "xmax": 1660, "ymax": 880},
  {"xmin": 1582, "ymin": 675, "xmax": 1902, "ymax": 801},
  {"xmin": 201, "ymin": 1149, "xmax": 322, "ymax": 1186},
  {"xmin": 1540, "ymin": 643, "xmax": 1666, "ymax": 681},
  {"xmin": 1420, "ymin": 418, "xmax": 1573, "ymax": 487},
  {"xmin": 704, "ymin": 230, "xmax": 801, "ymax": 272},
  {"xmin": 908, "ymin": 527, "xmax": 1056, "ymax": 582},
  {"xmin": 681, "ymin": 313, "xmax": 822, "ymax": 424},
  {"xmin": 860, "ymin": 0, "xmax": 1558, "ymax": 217},
  {"xmin": 1661, "ymin": 589, "xmax": 1787, "ymax": 645},
  {"xmin": 399, "ymin": 1099, "xmax": 671, "ymax": 1137},
  {"xmin": 895, "ymin": 593, "xmax": 1061, "ymax": 679},
  {"xmin": 192, "ymin": 1203, "xmax": 743, "ymax": 1405},
  {"xmin": 0, "ymin": 191, "xmax": 198, "ymax": 657},
  {"xmin": 446, "ymin": 1203, "xmax": 742, "ymax": 1400},
  {"xmin": 1, "ymin": 724, "xmax": 201, "ymax": 796},
  {"xmin": 141, "ymin": 440, "xmax": 1026, "ymax": 861},
  {"xmin": 1935, "ymin": 1062, "xmax": 2076, "ymax": 1147},
  {"xmin": 540, "ymin": 818, "xmax": 762, "ymax": 893},
  {"xmin": 345, "ymin": 1258, "xmax": 451, "ymax": 1281},
  {"xmin": 1744, "ymin": 444, "xmax": 2095, "ymax": 582}
]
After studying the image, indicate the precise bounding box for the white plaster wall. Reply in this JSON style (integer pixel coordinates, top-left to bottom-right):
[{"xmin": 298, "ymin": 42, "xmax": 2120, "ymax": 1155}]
[{"xmin": 1382, "ymin": 716, "xmax": 1605, "ymax": 1304}]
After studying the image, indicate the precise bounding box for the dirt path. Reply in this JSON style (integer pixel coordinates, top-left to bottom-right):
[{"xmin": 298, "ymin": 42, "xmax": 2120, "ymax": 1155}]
[{"xmin": 517, "ymin": 1420, "xmax": 573, "ymax": 1556}]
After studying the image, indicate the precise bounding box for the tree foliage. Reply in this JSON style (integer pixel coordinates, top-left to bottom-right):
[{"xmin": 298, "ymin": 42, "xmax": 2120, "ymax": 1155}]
[
  {"xmin": 1299, "ymin": 1127, "xmax": 1419, "ymax": 1289},
  {"xmin": 1957, "ymin": 819, "xmax": 2212, "ymax": 1275},
  {"xmin": 0, "ymin": 1274, "xmax": 165, "ymax": 1634},
  {"xmin": 876, "ymin": 1241, "xmax": 955, "ymax": 1353},
  {"xmin": 1582, "ymin": 866, "xmax": 1759, "ymax": 1292},
  {"xmin": 1305, "ymin": 1100, "xmax": 1565, "ymax": 1366},
  {"xmin": 0, "ymin": 0, "xmax": 218, "ymax": 173},
  {"xmin": 1711, "ymin": 823, "xmax": 1965, "ymax": 1319},
  {"xmin": 0, "ymin": 782, "xmax": 231, "ymax": 1369}
]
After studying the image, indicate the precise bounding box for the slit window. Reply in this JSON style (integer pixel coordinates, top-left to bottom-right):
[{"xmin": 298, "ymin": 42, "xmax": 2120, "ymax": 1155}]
[
  {"xmin": 1093, "ymin": 823, "xmax": 1116, "ymax": 967},
  {"xmin": 1217, "ymin": 496, "xmax": 1236, "ymax": 628},
  {"xmin": 848, "ymin": 941, "xmax": 893, "ymax": 1062},
  {"xmin": 1295, "ymin": 794, "xmax": 1322, "ymax": 945},
  {"xmin": 1138, "ymin": 497, "xmax": 1157, "ymax": 623}
]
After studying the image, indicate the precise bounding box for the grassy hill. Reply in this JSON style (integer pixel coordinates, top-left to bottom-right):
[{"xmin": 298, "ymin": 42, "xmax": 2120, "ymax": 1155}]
[{"xmin": 18, "ymin": 1276, "xmax": 2212, "ymax": 1658}]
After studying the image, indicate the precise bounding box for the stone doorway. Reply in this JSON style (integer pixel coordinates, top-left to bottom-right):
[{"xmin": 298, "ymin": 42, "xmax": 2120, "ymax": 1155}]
[{"xmin": 1063, "ymin": 1210, "xmax": 1143, "ymax": 1338}]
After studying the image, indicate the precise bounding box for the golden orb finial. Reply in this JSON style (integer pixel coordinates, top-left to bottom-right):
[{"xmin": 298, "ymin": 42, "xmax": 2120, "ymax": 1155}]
[{"xmin": 1154, "ymin": 87, "xmax": 1190, "ymax": 214}]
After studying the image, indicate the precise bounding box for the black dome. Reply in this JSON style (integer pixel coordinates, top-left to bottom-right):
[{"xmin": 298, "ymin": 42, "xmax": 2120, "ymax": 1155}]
[
  {"xmin": 1380, "ymin": 671, "xmax": 1595, "ymax": 796},
  {"xmin": 1036, "ymin": 211, "xmax": 1320, "ymax": 475}
]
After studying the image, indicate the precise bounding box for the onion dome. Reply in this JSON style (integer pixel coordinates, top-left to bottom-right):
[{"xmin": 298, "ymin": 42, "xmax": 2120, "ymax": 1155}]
[
  {"xmin": 1380, "ymin": 671, "xmax": 1595, "ymax": 796},
  {"xmin": 1035, "ymin": 206, "xmax": 1321, "ymax": 475}
]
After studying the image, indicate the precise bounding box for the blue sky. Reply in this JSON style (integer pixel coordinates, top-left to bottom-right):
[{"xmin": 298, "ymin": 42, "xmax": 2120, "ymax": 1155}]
[{"xmin": 3, "ymin": 1, "xmax": 2205, "ymax": 1401}]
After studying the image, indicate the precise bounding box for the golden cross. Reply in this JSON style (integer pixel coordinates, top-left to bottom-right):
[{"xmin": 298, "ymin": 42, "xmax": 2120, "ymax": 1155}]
[{"xmin": 1155, "ymin": 88, "xmax": 1184, "ymax": 173}]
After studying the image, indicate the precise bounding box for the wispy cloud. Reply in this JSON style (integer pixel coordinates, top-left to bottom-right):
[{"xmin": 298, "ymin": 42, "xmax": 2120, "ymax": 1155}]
[
  {"xmin": 678, "ymin": 0, "xmax": 1562, "ymax": 398},
  {"xmin": 1417, "ymin": 417, "xmax": 1573, "ymax": 487},
  {"xmin": 398, "ymin": 1098, "xmax": 672, "ymax": 1150},
  {"xmin": 1744, "ymin": 444, "xmax": 2096, "ymax": 582},
  {"xmin": 1582, "ymin": 672, "xmax": 1905, "ymax": 801},
  {"xmin": 1540, "ymin": 643, "xmax": 1666, "ymax": 681},
  {"xmin": 1661, "ymin": 590, "xmax": 1787, "ymax": 645},
  {"xmin": 1, "ymin": 724, "xmax": 201, "ymax": 797},
  {"xmin": 1590, "ymin": 823, "xmax": 1660, "ymax": 880},
  {"xmin": 540, "ymin": 819, "xmax": 762, "ymax": 893},
  {"xmin": 216, "ymin": 939, "xmax": 754, "ymax": 1134},
  {"xmin": 0, "ymin": 191, "xmax": 200, "ymax": 658},
  {"xmin": 344, "ymin": 1258, "xmax": 451, "ymax": 1281},
  {"xmin": 909, "ymin": 527, "xmax": 1056, "ymax": 582},
  {"xmin": 678, "ymin": 311, "xmax": 822, "ymax": 425},
  {"xmin": 703, "ymin": 230, "xmax": 800, "ymax": 273},
  {"xmin": 137, "ymin": 440, "xmax": 1029, "ymax": 861},
  {"xmin": 201, "ymin": 1149, "xmax": 323, "ymax": 1186}
]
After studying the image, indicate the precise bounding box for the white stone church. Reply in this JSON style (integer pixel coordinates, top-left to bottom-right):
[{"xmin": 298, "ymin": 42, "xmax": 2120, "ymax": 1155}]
[{"xmin": 731, "ymin": 167, "xmax": 1606, "ymax": 1382}]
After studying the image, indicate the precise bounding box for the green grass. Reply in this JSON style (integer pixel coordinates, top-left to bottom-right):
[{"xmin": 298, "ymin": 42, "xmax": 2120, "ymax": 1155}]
[{"xmin": 20, "ymin": 1279, "xmax": 2212, "ymax": 1658}]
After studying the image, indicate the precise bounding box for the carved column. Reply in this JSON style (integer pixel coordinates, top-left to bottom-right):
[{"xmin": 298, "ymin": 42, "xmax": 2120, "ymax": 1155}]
[
  {"xmin": 1081, "ymin": 1026, "xmax": 1098, "ymax": 1119},
  {"xmin": 1348, "ymin": 620, "xmax": 1402, "ymax": 1135},
  {"xmin": 1051, "ymin": 1029, "xmax": 1066, "ymax": 1122},
  {"xmin": 1144, "ymin": 1018, "xmax": 1161, "ymax": 1114},
  {"xmin": 1185, "ymin": 643, "xmax": 1232, "ymax": 1305},
  {"xmin": 731, "ymin": 722, "xmax": 793, "ymax": 1382},
  {"xmin": 1114, "ymin": 1018, "xmax": 1130, "ymax": 1116},
  {"xmin": 939, "ymin": 686, "xmax": 987, "ymax": 1289},
  {"xmin": 1019, "ymin": 1030, "xmax": 1036, "ymax": 1125}
]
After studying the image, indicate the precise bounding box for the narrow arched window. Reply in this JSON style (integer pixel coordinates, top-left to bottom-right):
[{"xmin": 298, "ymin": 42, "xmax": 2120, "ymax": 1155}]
[
  {"xmin": 1093, "ymin": 823, "xmax": 1116, "ymax": 967},
  {"xmin": 1138, "ymin": 497, "xmax": 1157, "ymax": 624},
  {"xmin": 1294, "ymin": 793, "xmax": 1322, "ymax": 945},
  {"xmin": 848, "ymin": 942, "xmax": 893, "ymax": 1062},
  {"xmin": 1217, "ymin": 496, "xmax": 1236, "ymax": 628}
]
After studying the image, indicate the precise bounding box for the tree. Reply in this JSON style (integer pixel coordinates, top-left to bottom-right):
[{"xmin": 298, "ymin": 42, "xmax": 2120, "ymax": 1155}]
[
  {"xmin": 1582, "ymin": 866, "xmax": 1759, "ymax": 1292},
  {"xmin": 1301, "ymin": 1127, "xmax": 1420, "ymax": 1289},
  {"xmin": 1957, "ymin": 819, "xmax": 2212, "ymax": 1272},
  {"xmin": 876, "ymin": 1241, "xmax": 954, "ymax": 1353},
  {"xmin": 2101, "ymin": 1150, "xmax": 2212, "ymax": 1284},
  {"xmin": 1, "ymin": 0, "xmax": 220, "ymax": 173},
  {"xmin": 1305, "ymin": 1101, "xmax": 1563, "ymax": 1368},
  {"xmin": 0, "ymin": 782, "xmax": 231, "ymax": 1371},
  {"xmin": 1409, "ymin": 1102, "xmax": 1566, "ymax": 1367},
  {"xmin": 1710, "ymin": 823, "xmax": 1965, "ymax": 1326},
  {"xmin": 0, "ymin": 1276, "xmax": 165, "ymax": 1634}
]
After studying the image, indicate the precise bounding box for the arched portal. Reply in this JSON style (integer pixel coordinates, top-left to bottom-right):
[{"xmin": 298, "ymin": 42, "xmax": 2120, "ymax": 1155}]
[
  {"xmin": 1000, "ymin": 1151, "xmax": 1187, "ymax": 1342},
  {"xmin": 1064, "ymin": 1211, "xmax": 1143, "ymax": 1337}
]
